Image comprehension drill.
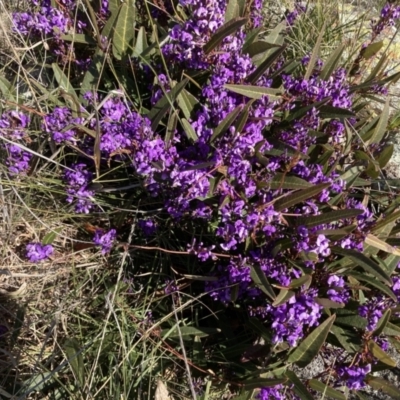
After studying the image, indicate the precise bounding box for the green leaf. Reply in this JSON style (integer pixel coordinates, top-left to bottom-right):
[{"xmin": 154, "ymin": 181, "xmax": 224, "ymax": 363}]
[
  {"xmin": 285, "ymin": 97, "xmax": 330, "ymax": 123},
  {"xmin": 384, "ymin": 322, "xmax": 400, "ymax": 336},
  {"xmin": 344, "ymin": 271, "xmax": 397, "ymax": 302},
  {"xmin": 42, "ymin": 228, "xmax": 62, "ymax": 245},
  {"xmin": 369, "ymin": 97, "xmax": 390, "ymax": 145},
  {"xmin": 373, "ymin": 309, "xmax": 391, "ymax": 337},
  {"xmin": 287, "ymin": 315, "xmax": 336, "ymax": 367},
  {"xmin": 181, "ymin": 118, "xmax": 199, "ymax": 142},
  {"xmin": 165, "ymin": 109, "xmax": 178, "ymax": 145},
  {"xmin": 332, "ymin": 247, "xmax": 392, "ymax": 286},
  {"xmin": 203, "ymin": 17, "xmax": 247, "ymax": 54},
  {"xmin": 250, "ymin": 264, "xmax": 276, "ymax": 300},
  {"xmin": 382, "ymin": 254, "xmax": 400, "ymax": 275},
  {"xmin": 52, "ymin": 63, "xmax": 77, "ymax": 100},
  {"xmin": 80, "ymin": 49, "xmax": 106, "ymax": 99},
  {"xmin": 361, "ymin": 41, "xmax": 384, "ymax": 59},
  {"xmin": 64, "ymin": 338, "xmax": 84, "ymax": 386},
  {"xmin": 243, "ymin": 378, "xmax": 287, "ymax": 390},
  {"xmin": 367, "ymin": 377, "xmax": 400, "ymax": 399},
  {"xmin": 272, "ymin": 289, "xmax": 295, "ymax": 306},
  {"xmin": 148, "ymin": 78, "xmax": 188, "ymax": 131},
  {"xmin": 319, "ymin": 44, "xmax": 345, "ymax": 80},
  {"xmin": 330, "ymin": 325, "xmax": 360, "ymax": 353},
  {"xmin": 267, "ymin": 174, "xmax": 313, "ymax": 191},
  {"xmin": 289, "ymin": 274, "xmax": 312, "ymax": 289},
  {"xmin": 314, "ymin": 298, "xmax": 344, "ymax": 308},
  {"xmin": 273, "ymin": 182, "xmax": 331, "ymax": 212},
  {"xmin": 235, "ymin": 99, "xmax": 255, "ymax": 133},
  {"xmin": 309, "ymin": 380, "xmax": 346, "ymax": 400},
  {"xmin": 162, "ymin": 326, "xmax": 221, "ymax": 338},
  {"xmin": 335, "ymin": 309, "xmax": 367, "ymax": 331},
  {"xmin": 246, "ymin": 44, "xmax": 287, "ymax": 84},
  {"xmin": 318, "ymin": 106, "xmax": 355, "ymax": 119},
  {"xmin": 290, "ymin": 209, "xmax": 363, "ymax": 228},
  {"xmin": 245, "ymin": 41, "xmax": 280, "ymax": 58},
  {"xmin": 372, "ymin": 210, "xmax": 400, "ymax": 233},
  {"xmin": 367, "ymin": 340, "xmax": 397, "ymax": 367},
  {"xmin": 210, "ymin": 104, "xmax": 243, "ymax": 143},
  {"xmin": 242, "ymin": 27, "xmax": 263, "ymax": 52},
  {"xmin": 377, "ymin": 144, "xmax": 394, "ymax": 169},
  {"xmin": 112, "ymin": 0, "xmax": 135, "ymax": 59},
  {"xmin": 225, "ymin": 0, "xmax": 240, "ymax": 22},
  {"xmin": 304, "ymin": 21, "xmax": 326, "ymax": 80},
  {"xmin": 133, "ymin": 26, "xmax": 148, "ymax": 57},
  {"xmin": 285, "ymin": 371, "xmax": 315, "ymax": 400},
  {"xmin": 60, "ymin": 33, "xmax": 97, "ymax": 44},
  {"xmin": 224, "ymin": 84, "xmax": 281, "ymax": 100},
  {"xmin": 177, "ymin": 89, "xmax": 199, "ymax": 120}
]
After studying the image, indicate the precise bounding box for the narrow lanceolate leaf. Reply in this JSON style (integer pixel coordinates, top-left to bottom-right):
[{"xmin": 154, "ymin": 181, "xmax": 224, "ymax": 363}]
[
  {"xmin": 112, "ymin": 0, "xmax": 135, "ymax": 59},
  {"xmin": 245, "ymin": 41, "xmax": 281, "ymax": 58},
  {"xmin": 210, "ymin": 104, "xmax": 243, "ymax": 143},
  {"xmin": 181, "ymin": 118, "xmax": 199, "ymax": 142},
  {"xmin": 367, "ymin": 341, "xmax": 396, "ymax": 367},
  {"xmin": 177, "ymin": 89, "xmax": 199, "ymax": 120},
  {"xmin": 272, "ymin": 289, "xmax": 295, "ymax": 307},
  {"xmin": 369, "ymin": 97, "xmax": 390, "ymax": 144},
  {"xmin": 344, "ymin": 271, "xmax": 397, "ymax": 302},
  {"xmin": 203, "ymin": 17, "xmax": 247, "ymax": 54},
  {"xmin": 250, "ymin": 264, "xmax": 276, "ymax": 300},
  {"xmin": 304, "ymin": 21, "xmax": 326, "ymax": 80},
  {"xmin": 373, "ymin": 309, "xmax": 391, "ymax": 337},
  {"xmin": 309, "ymin": 380, "xmax": 346, "ymax": 400},
  {"xmin": 224, "ymin": 84, "xmax": 281, "ymax": 100},
  {"xmin": 247, "ymin": 44, "xmax": 287, "ymax": 84},
  {"xmin": 64, "ymin": 338, "xmax": 84, "ymax": 386},
  {"xmin": 377, "ymin": 144, "xmax": 394, "ymax": 169},
  {"xmin": 382, "ymin": 254, "xmax": 400, "ymax": 275},
  {"xmin": 314, "ymin": 298, "xmax": 344, "ymax": 309},
  {"xmin": 372, "ymin": 209, "xmax": 400, "ymax": 233},
  {"xmin": 235, "ymin": 100, "xmax": 255, "ymax": 133},
  {"xmin": 273, "ymin": 182, "xmax": 331, "ymax": 212},
  {"xmin": 285, "ymin": 371, "xmax": 314, "ymax": 400},
  {"xmin": 318, "ymin": 106, "xmax": 355, "ymax": 119},
  {"xmin": 60, "ymin": 33, "xmax": 97, "ymax": 45},
  {"xmin": 287, "ymin": 315, "xmax": 336, "ymax": 367},
  {"xmin": 133, "ymin": 26, "xmax": 148, "ymax": 57},
  {"xmin": 266, "ymin": 174, "xmax": 312, "ymax": 190},
  {"xmin": 367, "ymin": 377, "xmax": 400, "ymax": 399},
  {"xmin": 365, "ymin": 234, "xmax": 400, "ymax": 256},
  {"xmin": 225, "ymin": 0, "xmax": 240, "ymax": 22},
  {"xmin": 361, "ymin": 41, "xmax": 384, "ymax": 59},
  {"xmin": 162, "ymin": 326, "xmax": 221, "ymax": 338},
  {"xmin": 319, "ymin": 44, "xmax": 345, "ymax": 80},
  {"xmin": 291, "ymin": 209, "xmax": 363, "ymax": 228},
  {"xmin": 148, "ymin": 78, "xmax": 188, "ymax": 131},
  {"xmin": 333, "ymin": 247, "xmax": 392, "ymax": 286},
  {"xmin": 52, "ymin": 63, "xmax": 77, "ymax": 99}
]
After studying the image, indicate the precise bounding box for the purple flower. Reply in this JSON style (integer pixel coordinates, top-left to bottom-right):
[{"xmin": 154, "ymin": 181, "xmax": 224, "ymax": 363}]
[
  {"xmin": 93, "ymin": 229, "xmax": 117, "ymax": 254},
  {"xmin": 26, "ymin": 243, "xmax": 54, "ymax": 262},
  {"xmin": 336, "ymin": 364, "xmax": 371, "ymax": 390}
]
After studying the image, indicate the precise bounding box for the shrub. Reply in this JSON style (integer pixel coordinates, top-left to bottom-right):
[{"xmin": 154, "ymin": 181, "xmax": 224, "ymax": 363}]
[{"xmin": 2, "ymin": 0, "xmax": 400, "ymax": 398}]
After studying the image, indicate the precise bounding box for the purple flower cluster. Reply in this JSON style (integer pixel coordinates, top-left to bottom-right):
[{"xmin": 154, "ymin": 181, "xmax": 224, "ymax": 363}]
[
  {"xmin": 336, "ymin": 364, "xmax": 371, "ymax": 390},
  {"xmin": 64, "ymin": 163, "xmax": 95, "ymax": 214},
  {"xmin": 0, "ymin": 111, "xmax": 32, "ymax": 174},
  {"xmin": 371, "ymin": 3, "xmax": 400, "ymax": 37},
  {"xmin": 93, "ymin": 229, "xmax": 116, "ymax": 254},
  {"xmin": 26, "ymin": 242, "xmax": 54, "ymax": 262}
]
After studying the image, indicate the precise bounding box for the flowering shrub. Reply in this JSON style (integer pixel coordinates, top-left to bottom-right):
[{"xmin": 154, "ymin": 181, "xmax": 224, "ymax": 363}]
[{"xmin": 3, "ymin": 0, "xmax": 400, "ymax": 397}]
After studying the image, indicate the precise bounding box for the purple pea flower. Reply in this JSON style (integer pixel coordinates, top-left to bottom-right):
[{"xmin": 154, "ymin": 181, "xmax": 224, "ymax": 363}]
[
  {"xmin": 93, "ymin": 229, "xmax": 117, "ymax": 254},
  {"xmin": 26, "ymin": 243, "xmax": 54, "ymax": 262}
]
